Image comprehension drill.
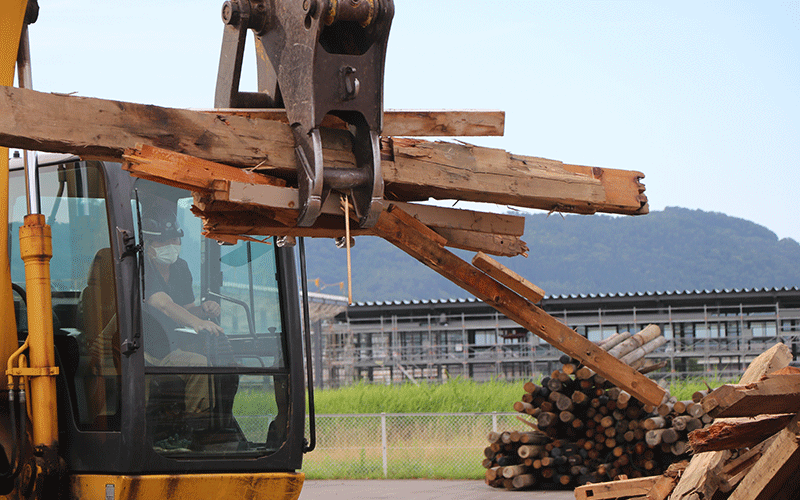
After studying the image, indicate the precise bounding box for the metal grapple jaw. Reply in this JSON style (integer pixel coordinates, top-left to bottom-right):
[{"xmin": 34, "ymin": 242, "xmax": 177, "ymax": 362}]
[{"xmin": 215, "ymin": 0, "xmax": 394, "ymax": 228}]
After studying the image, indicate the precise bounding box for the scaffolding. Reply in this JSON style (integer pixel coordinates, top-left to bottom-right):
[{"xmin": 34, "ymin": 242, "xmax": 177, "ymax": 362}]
[{"xmin": 312, "ymin": 287, "xmax": 800, "ymax": 387}]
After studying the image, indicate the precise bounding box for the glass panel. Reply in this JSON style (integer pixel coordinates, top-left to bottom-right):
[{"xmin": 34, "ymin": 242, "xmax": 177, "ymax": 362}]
[
  {"xmin": 10, "ymin": 162, "xmax": 120, "ymax": 431},
  {"xmin": 146, "ymin": 373, "xmax": 289, "ymax": 455},
  {"xmin": 132, "ymin": 179, "xmax": 290, "ymax": 457}
]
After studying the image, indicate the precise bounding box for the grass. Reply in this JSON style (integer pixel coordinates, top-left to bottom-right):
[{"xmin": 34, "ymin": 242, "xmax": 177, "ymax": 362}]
[
  {"xmin": 312, "ymin": 377, "xmax": 528, "ymax": 414},
  {"xmin": 233, "ymin": 375, "xmax": 730, "ymax": 479}
]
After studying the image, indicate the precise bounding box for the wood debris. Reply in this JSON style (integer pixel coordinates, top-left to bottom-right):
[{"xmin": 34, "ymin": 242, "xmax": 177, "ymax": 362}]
[
  {"xmin": 569, "ymin": 343, "xmax": 800, "ymax": 500},
  {"xmin": 0, "ymin": 86, "xmax": 648, "ymax": 216}
]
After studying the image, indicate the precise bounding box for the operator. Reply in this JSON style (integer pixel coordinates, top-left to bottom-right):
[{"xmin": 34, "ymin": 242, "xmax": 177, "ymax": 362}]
[
  {"xmin": 141, "ymin": 213, "xmax": 222, "ymax": 415},
  {"xmin": 142, "ymin": 215, "xmax": 223, "ymax": 337}
]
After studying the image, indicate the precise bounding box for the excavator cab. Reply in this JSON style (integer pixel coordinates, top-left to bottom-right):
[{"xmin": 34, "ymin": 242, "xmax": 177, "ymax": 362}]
[{"xmin": 6, "ymin": 155, "xmax": 307, "ymax": 495}]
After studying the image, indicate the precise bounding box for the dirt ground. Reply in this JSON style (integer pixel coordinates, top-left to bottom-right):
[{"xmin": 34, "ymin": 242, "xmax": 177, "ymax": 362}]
[{"xmin": 299, "ymin": 480, "xmax": 575, "ymax": 500}]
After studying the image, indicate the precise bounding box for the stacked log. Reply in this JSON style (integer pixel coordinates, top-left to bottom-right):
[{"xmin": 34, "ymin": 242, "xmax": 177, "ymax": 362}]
[{"xmin": 484, "ymin": 325, "xmax": 714, "ymax": 491}]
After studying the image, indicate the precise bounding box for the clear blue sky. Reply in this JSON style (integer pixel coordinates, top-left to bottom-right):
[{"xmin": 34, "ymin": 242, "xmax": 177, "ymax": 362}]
[{"xmin": 25, "ymin": 1, "xmax": 800, "ymax": 242}]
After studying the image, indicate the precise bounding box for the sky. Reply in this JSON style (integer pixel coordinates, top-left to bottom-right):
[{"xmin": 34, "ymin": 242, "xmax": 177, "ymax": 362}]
[{"xmin": 21, "ymin": 1, "xmax": 800, "ymax": 243}]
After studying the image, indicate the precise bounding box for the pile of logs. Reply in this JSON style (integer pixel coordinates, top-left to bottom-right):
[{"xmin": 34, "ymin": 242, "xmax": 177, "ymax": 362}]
[
  {"xmin": 574, "ymin": 342, "xmax": 800, "ymax": 500},
  {"xmin": 483, "ymin": 325, "xmax": 717, "ymax": 491}
]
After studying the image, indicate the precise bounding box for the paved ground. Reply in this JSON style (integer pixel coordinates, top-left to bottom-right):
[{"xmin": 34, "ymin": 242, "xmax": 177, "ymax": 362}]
[{"xmin": 299, "ymin": 480, "xmax": 575, "ymax": 500}]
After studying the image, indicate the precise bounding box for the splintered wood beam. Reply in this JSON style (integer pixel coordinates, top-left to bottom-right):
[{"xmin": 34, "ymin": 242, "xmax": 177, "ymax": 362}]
[
  {"xmin": 0, "ymin": 86, "xmax": 647, "ymax": 216},
  {"xmin": 574, "ymin": 476, "xmax": 661, "ymax": 500},
  {"xmin": 688, "ymin": 414, "xmax": 794, "ymax": 453},
  {"xmin": 670, "ymin": 343, "xmax": 793, "ymax": 500},
  {"xmin": 729, "ymin": 410, "xmax": 800, "ymax": 500},
  {"xmin": 669, "ymin": 451, "xmax": 732, "ymax": 500},
  {"xmin": 123, "ymin": 144, "xmax": 528, "ymax": 256},
  {"xmin": 383, "ymin": 137, "xmax": 648, "ymax": 215},
  {"xmin": 739, "ymin": 343, "xmax": 793, "ymax": 385},
  {"xmin": 701, "ymin": 373, "xmax": 800, "ymax": 418},
  {"xmin": 372, "ymin": 204, "xmax": 666, "ymax": 406},
  {"xmin": 472, "ymin": 252, "xmax": 544, "ymax": 303},
  {"xmin": 201, "ymin": 108, "xmax": 506, "ymax": 137}
]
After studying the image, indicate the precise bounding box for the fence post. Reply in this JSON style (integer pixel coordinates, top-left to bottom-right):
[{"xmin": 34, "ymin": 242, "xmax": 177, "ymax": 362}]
[
  {"xmin": 381, "ymin": 412, "xmax": 388, "ymax": 478},
  {"xmin": 492, "ymin": 411, "xmax": 498, "ymax": 432}
]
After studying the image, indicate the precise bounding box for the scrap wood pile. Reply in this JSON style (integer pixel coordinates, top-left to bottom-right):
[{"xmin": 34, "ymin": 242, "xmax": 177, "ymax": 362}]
[
  {"xmin": 483, "ymin": 325, "xmax": 718, "ymax": 491},
  {"xmin": 573, "ymin": 342, "xmax": 800, "ymax": 500}
]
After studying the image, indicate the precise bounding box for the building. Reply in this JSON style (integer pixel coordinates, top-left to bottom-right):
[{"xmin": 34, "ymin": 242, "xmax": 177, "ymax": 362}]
[{"xmin": 312, "ymin": 287, "xmax": 800, "ymax": 387}]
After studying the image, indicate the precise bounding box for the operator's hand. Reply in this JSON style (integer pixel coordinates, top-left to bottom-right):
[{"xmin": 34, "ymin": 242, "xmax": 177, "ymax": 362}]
[
  {"xmin": 193, "ymin": 318, "xmax": 224, "ymax": 336},
  {"xmin": 201, "ymin": 300, "xmax": 221, "ymax": 318}
]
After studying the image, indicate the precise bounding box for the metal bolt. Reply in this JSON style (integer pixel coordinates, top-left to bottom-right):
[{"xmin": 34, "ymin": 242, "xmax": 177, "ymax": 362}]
[
  {"xmin": 221, "ymin": 1, "xmax": 240, "ymax": 25},
  {"xmin": 304, "ymin": 0, "xmax": 318, "ymax": 15},
  {"xmin": 343, "ymin": 67, "xmax": 360, "ymax": 100}
]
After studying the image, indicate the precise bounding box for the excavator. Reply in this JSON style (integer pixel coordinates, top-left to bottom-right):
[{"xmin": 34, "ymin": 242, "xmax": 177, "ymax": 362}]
[
  {"xmin": 0, "ymin": 1, "xmax": 665, "ymax": 499},
  {"xmin": 0, "ymin": 0, "xmax": 399, "ymax": 498}
]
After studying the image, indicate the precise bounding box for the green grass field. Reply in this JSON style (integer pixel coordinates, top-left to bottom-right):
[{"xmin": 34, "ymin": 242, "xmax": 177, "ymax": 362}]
[
  {"xmin": 310, "ymin": 376, "xmax": 726, "ymax": 414},
  {"xmin": 234, "ymin": 376, "xmax": 728, "ymax": 479}
]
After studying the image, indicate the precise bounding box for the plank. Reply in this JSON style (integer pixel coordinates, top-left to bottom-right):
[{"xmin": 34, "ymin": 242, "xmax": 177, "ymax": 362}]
[
  {"xmin": 669, "ymin": 343, "xmax": 793, "ymax": 500},
  {"xmin": 372, "ymin": 204, "xmax": 667, "ymax": 406},
  {"xmin": 728, "ymin": 409, "xmax": 800, "ymax": 500},
  {"xmin": 429, "ymin": 228, "xmax": 529, "ymax": 257},
  {"xmin": 575, "ymin": 476, "xmax": 660, "ymax": 500},
  {"xmin": 384, "ymin": 137, "xmax": 648, "ymax": 215},
  {"xmin": 701, "ymin": 374, "xmax": 800, "ymax": 418},
  {"xmin": 646, "ymin": 475, "xmax": 678, "ymax": 500},
  {"xmin": 472, "ymin": 252, "xmax": 544, "ymax": 303},
  {"xmin": 739, "ymin": 343, "xmax": 793, "ymax": 384},
  {"xmin": 0, "ymin": 86, "xmax": 648, "ymax": 216},
  {"xmin": 201, "ymin": 108, "xmax": 506, "ymax": 137},
  {"xmin": 123, "ymin": 145, "xmax": 529, "ymax": 256},
  {"xmin": 688, "ymin": 414, "xmax": 794, "ymax": 452}
]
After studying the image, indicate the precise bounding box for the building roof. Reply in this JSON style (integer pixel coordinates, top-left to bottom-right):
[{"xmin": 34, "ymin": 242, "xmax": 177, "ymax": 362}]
[
  {"xmin": 353, "ymin": 286, "xmax": 800, "ymax": 307},
  {"xmin": 342, "ymin": 286, "xmax": 800, "ymax": 319}
]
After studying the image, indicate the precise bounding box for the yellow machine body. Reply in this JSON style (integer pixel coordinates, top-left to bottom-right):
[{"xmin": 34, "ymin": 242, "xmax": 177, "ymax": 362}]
[{"xmin": 70, "ymin": 473, "xmax": 304, "ymax": 500}]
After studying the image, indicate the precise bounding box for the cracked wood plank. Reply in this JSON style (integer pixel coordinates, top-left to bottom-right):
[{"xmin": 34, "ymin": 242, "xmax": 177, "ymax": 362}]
[{"xmin": 0, "ymin": 86, "xmax": 647, "ymax": 216}]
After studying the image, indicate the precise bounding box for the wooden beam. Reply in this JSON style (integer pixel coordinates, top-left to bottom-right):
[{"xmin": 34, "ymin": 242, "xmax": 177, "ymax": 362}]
[
  {"xmin": 670, "ymin": 343, "xmax": 793, "ymax": 500},
  {"xmin": 372, "ymin": 204, "xmax": 667, "ymax": 406},
  {"xmin": 0, "ymin": 86, "xmax": 648, "ymax": 216},
  {"xmin": 729, "ymin": 409, "xmax": 800, "ymax": 500},
  {"xmin": 472, "ymin": 252, "xmax": 544, "ymax": 303},
  {"xmin": 739, "ymin": 343, "xmax": 793, "ymax": 384},
  {"xmin": 701, "ymin": 374, "xmax": 800, "ymax": 418},
  {"xmin": 384, "ymin": 137, "xmax": 648, "ymax": 215},
  {"xmin": 123, "ymin": 144, "xmax": 529, "ymax": 256},
  {"xmin": 574, "ymin": 477, "xmax": 660, "ymax": 500},
  {"xmin": 688, "ymin": 414, "xmax": 794, "ymax": 452},
  {"xmin": 201, "ymin": 108, "xmax": 506, "ymax": 137}
]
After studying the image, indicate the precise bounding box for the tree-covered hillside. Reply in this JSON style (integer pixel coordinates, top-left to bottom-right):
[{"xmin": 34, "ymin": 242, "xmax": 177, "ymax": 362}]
[{"xmin": 304, "ymin": 207, "xmax": 800, "ymax": 301}]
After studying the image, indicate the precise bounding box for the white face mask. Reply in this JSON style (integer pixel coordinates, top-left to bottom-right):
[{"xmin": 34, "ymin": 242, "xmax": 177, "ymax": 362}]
[{"xmin": 151, "ymin": 243, "xmax": 180, "ymax": 266}]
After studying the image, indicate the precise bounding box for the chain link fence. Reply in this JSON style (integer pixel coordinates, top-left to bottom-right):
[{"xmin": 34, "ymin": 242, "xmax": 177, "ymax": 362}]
[{"xmin": 301, "ymin": 412, "xmax": 518, "ymax": 479}]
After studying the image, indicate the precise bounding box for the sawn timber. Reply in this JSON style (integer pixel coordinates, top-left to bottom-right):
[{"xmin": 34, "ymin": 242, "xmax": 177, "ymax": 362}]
[{"xmin": 0, "ymin": 86, "xmax": 648, "ymax": 216}]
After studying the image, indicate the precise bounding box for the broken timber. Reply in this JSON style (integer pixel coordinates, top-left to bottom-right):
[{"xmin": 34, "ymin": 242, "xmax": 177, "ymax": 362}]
[
  {"xmin": 688, "ymin": 414, "xmax": 794, "ymax": 453},
  {"xmin": 372, "ymin": 204, "xmax": 666, "ymax": 406},
  {"xmin": 122, "ymin": 144, "xmax": 528, "ymax": 257},
  {"xmin": 728, "ymin": 409, "xmax": 800, "ymax": 500},
  {"xmin": 669, "ymin": 343, "xmax": 793, "ymax": 500},
  {"xmin": 0, "ymin": 86, "xmax": 648, "ymax": 216},
  {"xmin": 574, "ymin": 476, "xmax": 661, "ymax": 500},
  {"xmin": 701, "ymin": 373, "xmax": 800, "ymax": 418}
]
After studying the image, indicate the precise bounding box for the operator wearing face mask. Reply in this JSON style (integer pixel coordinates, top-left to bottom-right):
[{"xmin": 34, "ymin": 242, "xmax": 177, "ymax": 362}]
[{"xmin": 142, "ymin": 216, "xmax": 224, "ymax": 337}]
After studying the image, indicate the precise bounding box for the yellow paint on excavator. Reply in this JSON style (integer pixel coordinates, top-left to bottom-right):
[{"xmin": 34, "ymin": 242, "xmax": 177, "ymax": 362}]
[
  {"xmin": 0, "ymin": 0, "xmax": 29, "ymax": 374},
  {"xmin": 71, "ymin": 472, "xmax": 305, "ymax": 500}
]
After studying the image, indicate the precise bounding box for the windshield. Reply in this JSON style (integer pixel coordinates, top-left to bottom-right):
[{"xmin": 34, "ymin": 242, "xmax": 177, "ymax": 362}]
[{"xmin": 132, "ymin": 178, "xmax": 290, "ymax": 457}]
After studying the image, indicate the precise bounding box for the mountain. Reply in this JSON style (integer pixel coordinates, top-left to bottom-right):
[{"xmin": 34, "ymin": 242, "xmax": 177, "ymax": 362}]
[{"xmin": 304, "ymin": 207, "xmax": 800, "ymax": 301}]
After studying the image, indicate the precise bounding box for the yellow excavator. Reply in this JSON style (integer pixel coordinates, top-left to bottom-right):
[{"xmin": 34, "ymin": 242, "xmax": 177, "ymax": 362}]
[{"xmin": 0, "ymin": 0, "xmax": 398, "ymax": 498}]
